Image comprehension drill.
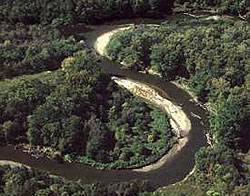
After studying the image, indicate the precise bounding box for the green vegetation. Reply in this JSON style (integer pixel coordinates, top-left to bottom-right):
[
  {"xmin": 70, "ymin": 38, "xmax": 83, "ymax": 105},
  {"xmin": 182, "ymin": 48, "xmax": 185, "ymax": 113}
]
[
  {"xmin": 107, "ymin": 17, "xmax": 250, "ymax": 195},
  {"xmin": 1, "ymin": 0, "xmax": 250, "ymax": 195},
  {"xmin": 0, "ymin": 0, "xmax": 174, "ymax": 25},
  {"xmin": 175, "ymin": 0, "xmax": 249, "ymax": 18},
  {"xmin": 0, "ymin": 164, "xmax": 152, "ymax": 196},
  {"xmin": 0, "ymin": 0, "xmax": 176, "ymax": 169},
  {"xmin": 107, "ymin": 18, "xmax": 249, "ymax": 100},
  {"xmin": 0, "ymin": 49, "xmax": 174, "ymax": 169},
  {"xmin": 0, "ymin": 22, "xmax": 84, "ymax": 79}
]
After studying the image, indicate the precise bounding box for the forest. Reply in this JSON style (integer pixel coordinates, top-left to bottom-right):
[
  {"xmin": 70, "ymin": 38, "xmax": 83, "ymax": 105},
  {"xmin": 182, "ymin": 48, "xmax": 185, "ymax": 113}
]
[
  {"xmin": 0, "ymin": 0, "xmax": 174, "ymax": 25},
  {"xmin": 107, "ymin": 16, "xmax": 250, "ymax": 195},
  {"xmin": 0, "ymin": 164, "xmax": 152, "ymax": 196},
  {"xmin": 0, "ymin": 0, "xmax": 250, "ymax": 196}
]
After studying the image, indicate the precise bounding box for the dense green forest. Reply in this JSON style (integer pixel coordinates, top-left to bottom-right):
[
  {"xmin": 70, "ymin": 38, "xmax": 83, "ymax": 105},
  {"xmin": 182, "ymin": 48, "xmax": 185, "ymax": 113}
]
[
  {"xmin": 0, "ymin": 164, "xmax": 152, "ymax": 196},
  {"xmin": 107, "ymin": 17, "xmax": 250, "ymax": 195},
  {"xmin": 0, "ymin": 0, "xmax": 174, "ymax": 25},
  {"xmin": 0, "ymin": 22, "xmax": 85, "ymax": 79},
  {"xmin": 1, "ymin": 0, "xmax": 250, "ymax": 196}
]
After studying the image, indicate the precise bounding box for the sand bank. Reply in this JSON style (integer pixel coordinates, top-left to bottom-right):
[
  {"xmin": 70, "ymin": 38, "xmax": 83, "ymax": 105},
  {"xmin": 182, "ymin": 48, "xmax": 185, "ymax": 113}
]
[{"xmin": 95, "ymin": 26, "xmax": 192, "ymax": 172}]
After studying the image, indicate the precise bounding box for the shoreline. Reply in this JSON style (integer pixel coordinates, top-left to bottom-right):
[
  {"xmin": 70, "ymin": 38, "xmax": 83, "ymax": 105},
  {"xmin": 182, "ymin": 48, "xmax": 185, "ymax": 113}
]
[
  {"xmin": 133, "ymin": 138, "xmax": 188, "ymax": 172},
  {"xmin": 95, "ymin": 26, "xmax": 191, "ymax": 172},
  {"xmin": 112, "ymin": 77, "xmax": 191, "ymax": 137},
  {"xmin": 0, "ymin": 160, "xmax": 59, "ymax": 179},
  {"xmin": 0, "ymin": 160, "xmax": 31, "ymax": 169},
  {"xmin": 94, "ymin": 25, "xmax": 133, "ymax": 56}
]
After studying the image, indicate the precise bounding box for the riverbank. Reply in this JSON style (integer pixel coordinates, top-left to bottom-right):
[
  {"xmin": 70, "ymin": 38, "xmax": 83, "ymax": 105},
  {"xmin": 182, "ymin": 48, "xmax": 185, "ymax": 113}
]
[
  {"xmin": 96, "ymin": 24, "xmax": 215, "ymax": 149},
  {"xmin": 0, "ymin": 160, "xmax": 30, "ymax": 168},
  {"xmin": 112, "ymin": 77, "xmax": 190, "ymax": 172},
  {"xmin": 112, "ymin": 77, "xmax": 191, "ymax": 137},
  {"xmin": 95, "ymin": 26, "xmax": 191, "ymax": 172},
  {"xmin": 94, "ymin": 25, "xmax": 133, "ymax": 56},
  {"xmin": 133, "ymin": 138, "xmax": 188, "ymax": 172},
  {"xmin": 95, "ymin": 26, "xmax": 191, "ymax": 136}
]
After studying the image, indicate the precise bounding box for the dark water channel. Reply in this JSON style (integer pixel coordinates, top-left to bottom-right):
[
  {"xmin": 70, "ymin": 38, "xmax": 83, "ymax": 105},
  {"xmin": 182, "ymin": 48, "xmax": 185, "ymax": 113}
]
[{"xmin": 0, "ymin": 19, "xmax": 209, "ymax": 188}]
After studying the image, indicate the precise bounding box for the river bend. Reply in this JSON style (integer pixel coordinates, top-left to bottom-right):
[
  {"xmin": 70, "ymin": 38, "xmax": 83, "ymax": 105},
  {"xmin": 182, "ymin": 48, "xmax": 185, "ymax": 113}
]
[{"xmin": 0, "ymin": 19, "xmax": 208, "ymax": 188}]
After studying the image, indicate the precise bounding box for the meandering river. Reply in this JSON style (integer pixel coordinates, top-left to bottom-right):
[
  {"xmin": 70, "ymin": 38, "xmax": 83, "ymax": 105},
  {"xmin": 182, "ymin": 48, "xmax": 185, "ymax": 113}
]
[{"xmin": 0, "ymin": 18, "xmax": 209, "ymax": 188}]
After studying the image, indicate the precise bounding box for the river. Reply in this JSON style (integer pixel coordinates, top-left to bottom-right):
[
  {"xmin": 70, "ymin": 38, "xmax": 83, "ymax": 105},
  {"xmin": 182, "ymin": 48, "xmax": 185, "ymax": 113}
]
[{"xmin": 0, "ymin": 18, "xmax": 209, "ymax": 188}]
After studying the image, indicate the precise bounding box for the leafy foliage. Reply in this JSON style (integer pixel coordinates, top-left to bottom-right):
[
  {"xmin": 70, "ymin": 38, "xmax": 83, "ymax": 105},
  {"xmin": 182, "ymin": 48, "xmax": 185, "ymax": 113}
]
[
  {"xmin": 0, "ymin": 48, "xmax": 174, "ymax": 169},
  {"xmin": 0, "ymin": 0, "xmax": 174, "ymax": 25},
  {"xmin": 175, "ymin": 0, "xmax": 249, "ymax": 18},
  {"xmin": 0, "ymin": 165, "xmax": 152, "ymax": 196},
  {"xmin": 0, "ymin": 23, "xmax": 84, "ymax": 79},
  {"xmin": 107, "ymin": 17, "xmax": 250, "ymax": 195}
]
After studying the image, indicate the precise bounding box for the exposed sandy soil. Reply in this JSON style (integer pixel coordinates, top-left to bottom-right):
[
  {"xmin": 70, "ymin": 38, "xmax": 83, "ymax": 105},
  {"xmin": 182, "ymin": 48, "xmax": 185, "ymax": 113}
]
[
  {"xmin": 94, "ymin": 26, "xmax": 132, "ymax": 56},
  {"xmin": 0, "ymin": 160, "xmax": 30, "ymax": 168},
  {"xmin": 112, "ymin": 77, "xmax": 191, "ymax": 137},
  {"xmin": 95, "ymin": 26, "xmax": 192, "ymax": 172},
  {"xmin": 112, "ymin": 77, "xmax": 191, "ymax": 172}
]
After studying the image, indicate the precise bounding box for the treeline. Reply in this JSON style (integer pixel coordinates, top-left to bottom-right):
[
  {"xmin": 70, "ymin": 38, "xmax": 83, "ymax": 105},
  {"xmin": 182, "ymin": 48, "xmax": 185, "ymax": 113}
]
[
  {"xmin": 175, "ymin": 0, "xmax": 249, "ymax": 17},
  {"xmin": 0, "ymin": 164, "xmax": 152, "ymax": 196},
  {"xmin": 0, "ymin": 0, "xmax": 174, "ymax": 25},
  {"xmin": 0, "ymin": 48, "xmax": 174, "ymax": 169},
  {"xmin": 0, "ymin": 22, "xmax": 84, "ymax": 79},
  {"xmin": 106, "ymin": 17, "xmax": 250, "ymax": 195}
]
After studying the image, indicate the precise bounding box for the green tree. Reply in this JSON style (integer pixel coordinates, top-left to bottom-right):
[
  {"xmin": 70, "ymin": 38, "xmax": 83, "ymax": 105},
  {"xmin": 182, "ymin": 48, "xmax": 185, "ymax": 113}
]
[{"xmin": 86, "ymin": 118, "xmax": 114, "ymax": 163}]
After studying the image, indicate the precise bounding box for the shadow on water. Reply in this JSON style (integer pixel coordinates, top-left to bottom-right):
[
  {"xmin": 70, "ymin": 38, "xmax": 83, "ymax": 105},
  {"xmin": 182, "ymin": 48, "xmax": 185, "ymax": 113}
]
[{"xmin": 0, "ymin": 19, "xmax": 209, "ymax": 188}]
